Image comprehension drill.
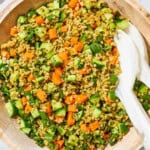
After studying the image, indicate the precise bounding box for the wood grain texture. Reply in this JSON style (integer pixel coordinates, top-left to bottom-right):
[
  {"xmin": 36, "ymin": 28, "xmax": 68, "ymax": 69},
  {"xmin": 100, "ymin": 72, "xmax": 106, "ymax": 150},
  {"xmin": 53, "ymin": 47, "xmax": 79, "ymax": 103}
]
[{"xmin": 0, "ymin": 0, "xmax": 149, "ymax": 149}]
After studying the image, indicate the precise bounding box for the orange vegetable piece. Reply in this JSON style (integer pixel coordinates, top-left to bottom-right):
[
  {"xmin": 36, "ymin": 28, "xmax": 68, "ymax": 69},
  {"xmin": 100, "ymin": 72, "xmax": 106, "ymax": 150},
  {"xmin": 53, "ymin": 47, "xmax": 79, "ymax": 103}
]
[
  {"xmin": 46, "ymin": 102, "xmax": 52, "ymax": 116},
  {"xmin": 10, "ymin": 49, "xmax": 16, "ymax": 57},
  {"xmin": 35, "ymin": 16, "xmax": 44, "ymax": 25},
  {"xmin": 1, "ymin": 49, "xmax": 10, "ymax": 59},
  {"xmin": 58, "ymin": 51, "xmax": 69, "ymax": 66},
  {"xmin": 68, "ymin": 105, "xmax": 78, "ymax": 112},
  {"xmin": 60, "ymin": 147, "xmax": 65, "ymax": 150},
  {"xmin": 24, "ymin": 85, "xmax": 32, "ymax": 92},
  {"xmin": 76, "ymin": 94, "xmax": 88, "ymax": 104},
  {"xmin": 69, "ymin": 48, "xmax": 78, "ymax": 56},
  {"xmin": 78, "ymin": 67, "xmax": 91, "ymax": 75},
  {"xmin": 103, "ymin": 133, "xmax": 110, "ymax": 140},
  {"xmin": 48, "ymin": 28, "xmax": 58, "ymax": 40},
  {"xmin": 105, "ymin": 96, "xmax": 112, "ymax": 105},
  {"xmin": 112, "ymin": 47, "xmax": 118, "ymax": 55},
  {"xmin": 25, "ymin": 104, "xmax": 32, "ymax": 114},
  {"xmin": 74, "ymin": 42, "xmax": 84, "ymax": 52},
  {"xmin": 91, "ymin": 23, "xmax": 97, "ymax": 29},
  {"xmin": 21, "ymin": 97, "xmax": 28, "ymax": 106},
  {"xmin": 10, "ymin": 27, "xmax": 18, "ymax": 36},
  {"xmin": 68, "ymin": 0, "xmax": 78, "ymax": 9},
  {"xmin": 64, "ymin": 42, "xmax": 70, "ymax": 47},
  {"xmin": 65, "ymin": 95, "xmax": 76, "ymax": 104},
  {"xmin": 60, "ymin": 26, "xmax": 68, "ymax": 32},
  {"xmin": 71, "ymin": 37, "xmax": 78, "ymax": 45},
  {"xmin": 36, "ymin": 89, "xmax": 47, "ymax": 102},
  {"xmin": 54, "ymin": 67, "xmax": 63, "ymax": 76},
  {"xmin": 24, "ymin": 52, "xmax": 34, "ymax": 60},
  {"xmin": 54, "ymin": 140, "xmax": 64, "ymax": 148},
  {"xmin": 55, "ymin": 116, "xmax": 65, "ymax": 124},
  {"xmin": 105, "ymin": 38, "xmax": 112, "ymax": 45},
  {"xmin": 27, "ymin": 73, "xmax": 35, "ymax": 82},
  {"xmin": 67, "ymin": 112, "xmax": 76, "ymax": 126},
  {"xmin": 51, "ymin": 72, "xmax": 63, "ymax": 85},
  {"xmin": 89, "ymin": 121, "xmax": 100, "ymax": 131},
  {"xmin": 110, "ymin": 56, "xmax": 118, "ymax": 65},
  {"xmin": 80, "ymin": 124, "xmax": 89, "ymax": 133}
]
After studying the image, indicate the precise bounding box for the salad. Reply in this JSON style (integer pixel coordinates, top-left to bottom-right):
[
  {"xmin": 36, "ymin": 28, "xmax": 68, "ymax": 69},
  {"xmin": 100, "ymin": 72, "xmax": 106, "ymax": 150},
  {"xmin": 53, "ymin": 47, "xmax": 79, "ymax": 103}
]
[{"xmin": 0, "ymin": 0, "xmax": 149, "ymax": 149}]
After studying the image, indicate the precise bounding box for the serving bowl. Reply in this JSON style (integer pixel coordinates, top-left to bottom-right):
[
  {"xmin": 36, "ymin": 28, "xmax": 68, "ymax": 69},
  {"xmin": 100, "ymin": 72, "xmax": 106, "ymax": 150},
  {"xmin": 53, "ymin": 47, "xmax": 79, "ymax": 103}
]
[{"xmin": 0, "ymin": 0, "xmax": 149, "ymax": 149}]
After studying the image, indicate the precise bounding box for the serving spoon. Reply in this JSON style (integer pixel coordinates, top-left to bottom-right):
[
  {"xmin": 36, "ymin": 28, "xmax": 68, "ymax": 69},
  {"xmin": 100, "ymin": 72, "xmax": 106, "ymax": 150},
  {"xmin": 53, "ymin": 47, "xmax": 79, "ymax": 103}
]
[{"xmin": 114, "ymin": 30, "xmax": 150, "ymax": 150}]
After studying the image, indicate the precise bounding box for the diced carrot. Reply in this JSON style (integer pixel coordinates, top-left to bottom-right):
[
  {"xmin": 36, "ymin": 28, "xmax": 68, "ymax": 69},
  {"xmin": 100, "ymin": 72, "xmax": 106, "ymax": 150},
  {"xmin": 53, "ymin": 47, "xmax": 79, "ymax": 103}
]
[
  {"xmin": 58, "ymin": 51, "xmax": 69, "ymax": 66},
  {"xmin": 24, "ymin": 52, "xmax": 34, "ymax": 60},
  {"xmin": 109, "ymin": 56, "xmax": 118, "ymax": 65},
  {"xmin": 91, "ymin": 23, "xmax": 97, "ymax": 29},
  {"xmin": 80, "ymin": 124, "xmax": 89, "ymax": 133},
  {"xmin": 71, "ymin": 37, "xmax": 78, "ymax": 45},
  {"xmin": 10, "ymin": 49, "xmax": 16, "ymax": 57},
  {"xmin": 21, "ymin": 97, "xmax": 28, "ymax": 106},
  {"xmin": 1, "ymin": 49, "xmax": 10, "ymax": 59},
  {"xmin": 35, "ymin": 16, "xmax": 44, "ymax": 25},
  {"xmin": 103, "ymin": 133, "xmax": 110, "ymax": 140},
  {"xmin": 64, "ymin": 95, "xmax": 76, "ymax": 104},
  {"xmin": 51, "ymin": 72, "xmax": 63, "ymax": 85},
  {"xmin": 68, "ymin": 105, "xmax": 78, "ymax": 112},
  {"xmin": 112, "ymin": 47, "xmax": 118, "ymax": 55},
  {"xmin": 25, "ymin": 104, "xmax": 32, "ymax": 114},
  {"xmin": 105, "ymin": 38, "xmax": 112, "ymax": 45},
  {"xmin": 24, "ymin": 85, "xmax": 32, "ymax": 92},
  {"xmin": 105, "ymin": 96, "xmax": 112, "ymax": 105},
  {"xmin": 46, "ymin": 102, "xmax": 52, "ymax": 116},
  {"xmin": 60, "ymin": 147, "xmax": 65, "ymax": 150},
  {"xmin": 54, "ymin": 140, "xmax": 64, "ymax": 148},
  {"xmin": 10, "ymin": 27, "xmax": 18, "ymax": 36},
  {"xmin": 76, "ymin": 94, "xmax": 88, "ymax": 104},
  {"xmin": 55, "ymin": 116, "xmax": 65, "ymax": 124},
  {"xmin": 78, "ymin": 67, "xmax": 91, "ymax": 75},
  {"xmin": 74, "ymin": 42, "xmax": 84, "ymax": 52},
  {"xmin": 36, "ymin": 89, "xmax": 47, "ymax": 102},
  {"xmin": 48, "ymin": 28, "xmax": 58, "ymax": 40},
  {"xmin": 54, "ymin": 67, "xmax": 63, "ymax": 76},
  {"xmin": 64, "ymin": 42, "xmax": 70, "ymax": 47},
  {"xmin": 60, "ymin": 26, "xmax": 68, "ymax": 32},
  {"xmin": 27, "ymin": 73, "xmax": 35, "ymax": 82},
  {"xmin": 89, "ymin": 121, "xmax": 100, "ymax": 131},
  {"xmin": 67, "ymin": 112, "xmax": 76, "ymax": 126},
  {"xmin": 68, "ymin": 0, "xmax": 78, "ymax": 9}
]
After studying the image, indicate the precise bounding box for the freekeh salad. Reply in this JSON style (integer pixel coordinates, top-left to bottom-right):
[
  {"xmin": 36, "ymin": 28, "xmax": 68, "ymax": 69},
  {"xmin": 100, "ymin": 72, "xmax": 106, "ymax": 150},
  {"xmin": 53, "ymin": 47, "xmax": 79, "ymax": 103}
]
[{"xmin": 0, "ymin": 0, "xmax": 149, "ymax": 149}]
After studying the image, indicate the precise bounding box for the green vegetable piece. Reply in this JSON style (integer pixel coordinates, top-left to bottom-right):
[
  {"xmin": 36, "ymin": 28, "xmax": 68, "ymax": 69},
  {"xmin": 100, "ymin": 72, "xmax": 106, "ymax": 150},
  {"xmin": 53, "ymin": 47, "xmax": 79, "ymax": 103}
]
[
  {"xmin": 55, "ymin": 107, "xmax": 66, "ymax": 117},
  {"xmin": 109, "ymin": 23, "xmax": 116, "ymax": 29},
  {"xmin": 44, "ymin": 133, "xmax": 54, "ymax": 141},
  {"xmin": 108, "ymin": 91, "xmax": 116, "ymax": 100},
  {"xmin": 35, "ymin": 42, "xmax": 41, "ymax": 50},
  {"xmin": 59, "ymin": 0, "xmax": 66, "ymax": 7},
  {"xmin": 110, "ymin": 74, "xmax": 118, "ymax": 85},
  {"xmin": 40, "ymin": 112, "xmax": 48, "ymax": 120},
  {"xmin": 57, "ymin": 126, "xmax": 66, "ymax": 135},
  {"xmin": 96, "ymin": 35, "xmax": 103, "ymax": 43},
  {"xmin": 54, "ymin": 22, "xmax": 63, "ymax": 29},
  {"xmin": 46, "ymin": 52, "xmax": 55, "ymax": 59},
  {"xmin": 68, "ymin": 135, "xmax": 78, "ymax": 145},
  {"xmin": 24, "ymin": 31, "xmax": 34, "ymax": 41},
  {"xmin": 31, "ymin": 108, "xmax": 40, "ymax": 118},
  {"xmin": 80, "ymin": 33, "xmax": 87, "ymax": 42},
  {"xmin": 47, "ymin": 0, "xmax": 60, "ymax": 10},
  {"xmin": 36, "ymin": 6, "xmax": 49, "ymax": 17},
  {"xmin": 93, "ymin": 59, "xmax": 106, "ymax": 69},
  {"xmin": 21, "ymin": 127, "xmax": 31, "ymax": 135},
  {"xmin": 51, "ymin": 100, "xmax": 63, "ymax": 111},
  {"xmin": 18, "ymin": 30, "xmax": 27, "ymax": 39},
  {"xmin": 75, "ymin": 110, "xmax": 83, "ymax": 121},
  {"xmin": 40, "ymin": 42, "xmax": 53, "ymax": 51},
  {"xmin": 90, "ymin": 93, "xmax": 101, "ymax": 104},
  {"xmin": 90, "ymin": 42, "xmax": 101, "ymax": 55},
  {"xmin": 119, "ymin": 123, "xmax": 129, "ymax": 133},
  {"xmin": 75, "ymin": 59, "xmax": 85, "ymax": 69},
  {"xmin": 34, "ymin": 27, "xmax": 46, "ymax": 38},
  {"xmin": 67, "ymin": 75, "xmax": 76, "ymax": 82},
  {"xmin": 10, "ymin": 71, "xmax": 19, "ymax": 84},
  {"xmin": 138, "ymin": 84, "xmax": 148, "ymax": 95},
  {"xmin": 92, "ymin": 107, "xmax": 101, "ymax": 118},
  {"xmin": 116, "ymin": 20, "xmax": 129, "ymax": 30},
  {"xmin": 143, "ymin": 102, "xmax": 150, "ymax": 111},
  {"xmin": 48, "ymin": 124, "xmax": 56, "ymax": 137},
  {"xmin": 27, "ymin": 10, "xmax": 37, "ymax": 18},
  {"xmin": 51, "ymin": 54, "xmax": 63, "ymax": 67},
  {"xmin": 15, "ymin": 100, "xmax": 23, "ymax": 109},
  {"xmin": 36, "ymin": 76, "xmax": 45, "ymax": 82},
  {"xmin": 104, "ymin": 13, "xmax": 113, "ymax": 20},
  {"xmin": 20, "ymin": 119, "xmax": 28, "ymax": 128},
  {"xmin": 17, "ymin": 16, "xmax": 28, "ymax": 25},
  {"xmin": 83, "ymin": 0, "xmax": 91, "ymax": 9},
  {"xmin": 18, "ymin": 109, "xmax": 25, "ymax": 117},
  {"xmin": 60, "ymin": 11, "xmax": 66, "ymax": 21},
  {"xmin": 5, "ymin": 102, "xmax": 17, "ymax": 117},
  {"xmin": 41, "ymin": 65, "xmax": 50, "ymax": 72},
  {"xmin": 47, "ymin": 82, "xmax": 57, "ymax": 94}
]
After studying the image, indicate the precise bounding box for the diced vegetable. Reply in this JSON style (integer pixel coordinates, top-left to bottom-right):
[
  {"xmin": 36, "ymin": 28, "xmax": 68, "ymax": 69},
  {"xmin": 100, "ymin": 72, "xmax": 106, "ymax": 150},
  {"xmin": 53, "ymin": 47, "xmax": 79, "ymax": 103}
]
[
  {"xmin": 90, "ymin": 42, "xmax": 102, "ymax": 55},
  {"xmin": 108, "ymin": 91, "xmax": 116, "ymax": 100},
  {"xmin": 89, "ymin": 93, "xmax": 100, "ymax": 104},
  {"xmin": 75, "ymin": 110, "xmax": 83, "ymax": 121},
  {"xmin": 116, "ymin": 20, "xmax": 129, "ymax": 30},
  {"xmin": 67, "ymin": 75, "xmax": 76, "ymax": 82},
  {"xmin": 51, "ymin": 55, "xmax": 63, "ymax": 67},
  {"xmin": 27, "ymin": 10, "xmax": 37, "ymax": 18},
  {"xmin": 109, "ymin": 74, "xmax": 118, "ymax": 85},
  {"xmin": 36, "ymin": 6, "xmax": 49, "ymax": 17},
  {"xmin": 31, "ymin": 108, "xmax": 40, "ymax": 118},
  {"xmin": 47, "ymin": 0, "xmax": 60, "ymax": 10},
  {"xmin": 119, "ymin": 123, "xmax": 129, "ymax": 133},
  {"xmin": 51, "ymin": 100, "xmax": 63, "ymax": 111},
  {"xmin": 93, "ymin": 59, "xmax": 106, "ymax": 69},
  {"xmin": 35, "ymin": 27, "xmax": 46, "ymax": 38},
  {"xmin": 5, "ymin": 102, "xmax": 17, "ymax": 117},
  {"xmin": 15, "ymin": 100, "xmax": 23, "ymax": 109},
  {"xmin": 55, "ymin": 107, "xmax": 66, "ymax": 117},
  {"xmin": 21, "ymin": 127, "xmax": 31, "ymax": 134},
  {"xmin": 92, "ymin": 107, "xmax": 101, "ymax": 118},
  {"xmin": 17, "ymin": 16, "xmax": 28, "ymax": 25},
  {"xmin": 48, "ymin": 28, "xmax": 58, "ymax": 40}
]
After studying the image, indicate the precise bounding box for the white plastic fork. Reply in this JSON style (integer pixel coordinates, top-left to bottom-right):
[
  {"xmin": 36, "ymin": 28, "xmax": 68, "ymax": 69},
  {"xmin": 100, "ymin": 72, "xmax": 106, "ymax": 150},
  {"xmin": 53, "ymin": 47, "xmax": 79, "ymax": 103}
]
[
  {"xmin": 125, "ymin": 23, "xmax": 150, "ymax": 88},
  {"xmin": 114, "ymin": 30, "xmax": 150, "ymax": 150}
]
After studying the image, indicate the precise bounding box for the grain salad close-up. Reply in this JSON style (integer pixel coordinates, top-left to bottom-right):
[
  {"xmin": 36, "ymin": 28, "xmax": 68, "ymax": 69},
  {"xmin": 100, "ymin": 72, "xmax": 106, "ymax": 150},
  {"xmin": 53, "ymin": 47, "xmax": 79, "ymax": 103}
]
[{"xmin": 0, "ymin": 0, "xmax": 150, "ymax": 149}]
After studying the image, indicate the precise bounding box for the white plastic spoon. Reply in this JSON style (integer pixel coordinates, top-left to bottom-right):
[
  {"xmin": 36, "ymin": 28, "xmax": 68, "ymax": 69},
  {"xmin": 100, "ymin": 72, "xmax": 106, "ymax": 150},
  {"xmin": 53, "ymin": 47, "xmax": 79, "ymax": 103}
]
[
  {"xmin": 114, "ymin": 30, "xmax": 150, "ymax": 150},
  {"xmin": 125, "ymin": 23, "xmax": 150, "ymax": 88}
]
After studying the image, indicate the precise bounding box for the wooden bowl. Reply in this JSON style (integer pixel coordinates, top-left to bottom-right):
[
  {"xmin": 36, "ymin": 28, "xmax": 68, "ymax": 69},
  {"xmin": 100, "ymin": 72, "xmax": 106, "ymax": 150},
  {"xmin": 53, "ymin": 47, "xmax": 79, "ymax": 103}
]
[{"xmin": 0, "ymin": 0, "xmax": 149, "ymax": 149}]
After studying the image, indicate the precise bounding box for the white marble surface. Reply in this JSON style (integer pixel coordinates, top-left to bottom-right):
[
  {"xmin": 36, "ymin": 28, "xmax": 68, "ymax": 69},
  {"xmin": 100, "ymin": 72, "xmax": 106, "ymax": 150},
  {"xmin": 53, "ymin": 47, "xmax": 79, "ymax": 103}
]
[{"xmin": 0, "ymin": 0, "xmax": 150, "ymax": 149}]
